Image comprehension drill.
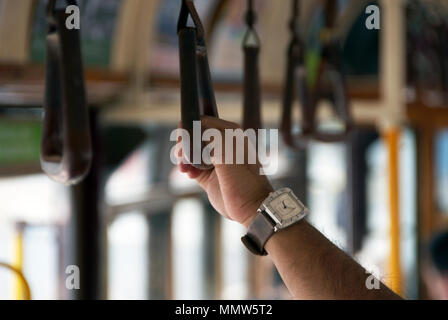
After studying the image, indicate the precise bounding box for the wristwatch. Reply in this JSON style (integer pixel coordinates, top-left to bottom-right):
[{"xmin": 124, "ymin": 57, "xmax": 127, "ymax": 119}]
[{"xmin": 241, "ymin": 187, "xmax": 308, "ymax": 256}]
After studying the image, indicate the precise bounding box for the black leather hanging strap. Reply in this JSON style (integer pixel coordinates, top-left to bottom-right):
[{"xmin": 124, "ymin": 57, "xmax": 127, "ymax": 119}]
[
  {"xmin": 280, "ymin": 0, "xmax": 352, "ymax": 149},
  {"xmin": 178, "ymin": 0, "xmax": 218, "ymax": 170},
  {"xmin": 280, "ymin": 0, "xmax": 314, "ymax": 149},
  {"xmin": 41, "ymin": 0, "xmax": 92, "ymax": 185},
  {"xmin": 310, "ymin": 0, "xmax": 352, "ymax": 143},
  {"xmin": 242, "ymin": 0, "xmax": 261, "ymax": 131}
]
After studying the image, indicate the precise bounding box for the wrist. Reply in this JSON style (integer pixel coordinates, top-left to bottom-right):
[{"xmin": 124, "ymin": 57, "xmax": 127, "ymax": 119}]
[
  {"xmin": 240, "ymin": 187, "xmax": 308, "ymax": 256},
  {"xmin": 240, "ymin": 188, "xmax": 272, "ymax": 229},
  {"xmin": 241, "ymin": 212, "xmax": 258, "ymax": 229}
]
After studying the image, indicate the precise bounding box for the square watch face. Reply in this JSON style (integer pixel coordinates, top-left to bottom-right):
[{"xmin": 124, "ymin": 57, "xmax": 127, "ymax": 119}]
[{"xmin": 265, "ymin": 191, "xmax": 305, "ymax": 226}]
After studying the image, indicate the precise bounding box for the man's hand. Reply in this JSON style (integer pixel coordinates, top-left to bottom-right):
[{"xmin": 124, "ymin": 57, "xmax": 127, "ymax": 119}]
[
  {"xmin": 176, "ymin": 116, "xmax": 401, "ymax": 300},
  {"xmin": 177, "ymin": 116, "xmax": 273, "ymax": 227}
]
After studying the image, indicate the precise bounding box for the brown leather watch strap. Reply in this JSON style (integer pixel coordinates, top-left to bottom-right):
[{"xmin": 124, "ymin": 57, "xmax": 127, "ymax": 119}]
[{"xmin": 241, "ymin": 211, "xmax": 277, "ymax": 256}]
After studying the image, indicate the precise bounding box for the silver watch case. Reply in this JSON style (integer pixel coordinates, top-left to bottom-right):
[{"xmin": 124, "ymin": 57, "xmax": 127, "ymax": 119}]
[{"xmin": 259, "ymin": 187, "xmax": 308, "ymax": 231}]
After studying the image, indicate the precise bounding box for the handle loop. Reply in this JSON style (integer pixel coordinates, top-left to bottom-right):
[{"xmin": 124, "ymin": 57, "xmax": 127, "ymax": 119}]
[
  {"xmin": 242, "ymin": 0, "xmax": 262, "ymax": 131},
  {"xmin": 178, "ymin": 0, "xmax": 219, "ymax": 170},
  {"xmin": 41, "ymin": 0, "xmax": 92, "ymax": 185},
  {"xmin": 281, "ymin": 0, "xmax": 352, "ymax": 149}
]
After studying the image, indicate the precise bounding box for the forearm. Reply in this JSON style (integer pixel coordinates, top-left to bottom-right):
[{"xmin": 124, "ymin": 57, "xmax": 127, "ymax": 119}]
[{"xmin": 264, "ymin": 220, "xmax": 401, "ymax": 300}]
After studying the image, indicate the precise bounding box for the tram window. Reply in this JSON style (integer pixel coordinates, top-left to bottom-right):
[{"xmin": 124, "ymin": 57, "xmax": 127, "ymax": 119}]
[
  {"xmin": 23, "ymin": 226, "xmax": 58, "ymax": 300},
  {"xmin": 30, "ymin": 0, "xmax": 121, "ymax": 67},
  {"xmin": 172, "ymin": 199, "xmax": 205, "ymax": 299},
  {"xmin": 435, "ymin": 130, "xmax": 448, "ymax": 215},
  {"xmin": 108, "ymin": 212, "xmax": 148, "ymax": 300},
  {"xmin": 0, "ymin": 174, "xmax": 67, "ymax": 300},
  {"xmin": 221, "ymin": 218, "xmax": 248, "ymax": 300},
  {"xmin": 150, "ymin": 0, "xmax": 181, "ymax": 75},
  {"xmin": 151, "ymin": 0, "xmax": 218, "ymax": 76},
  {"xmin": 208, "ymin": 0, "xmax": 247, "ymax": 81},
  {"xmin": 105, "ymin": 147, "xmax": 150, "ymax": 205},
  {"xmin": 307, "ymin": 142, "xmax": 347, "ymax": 249},
  {"xmin": 342, "ymin": 1, "xmax": 380, "ymax": 77}
]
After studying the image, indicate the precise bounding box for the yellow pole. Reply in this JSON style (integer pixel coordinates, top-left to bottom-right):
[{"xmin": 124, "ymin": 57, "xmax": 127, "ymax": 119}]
[
  {"xmin": 13, "ymin": 222, "xmax": 25, "ymax": 300},
  {"xmin": 380, "ymin": 0, "xmax": 405, "ymax": 297},
  {"xmin": 384, "ymin": 128, "xmax": 403, "ymax": 296}
]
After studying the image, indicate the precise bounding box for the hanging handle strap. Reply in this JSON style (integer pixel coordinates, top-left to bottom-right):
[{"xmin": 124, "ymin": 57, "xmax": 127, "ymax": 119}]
[
  {"xmin": 281, "ymin": 0, "xmax": 314, "ymax": 149},
  {"xmin": 178, "ymin": 0, "xmax": 218, "ymax": 170},
  {"xmin": 177, "ymin": 0, "xmax": 205, "ymax": 41},
  {"xmin": 310, "ymin": 0, "xmax": 352, "ymax": 143},
  {"xmin": 41, "ymin": 0, "xmax": 92, "ymax": 185},
  {"xmin": 281, "ymin": 0, "xmax": 352, "ymax": 149},
  {"xmin": 242, "ymin": 0, "xmax": 262, "ymax": 131}
]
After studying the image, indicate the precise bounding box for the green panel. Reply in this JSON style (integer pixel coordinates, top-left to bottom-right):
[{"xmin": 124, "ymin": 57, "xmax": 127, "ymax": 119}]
[{"xmin": 0, "ymin": 122, "xmax": 42, "ymax": 166}]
